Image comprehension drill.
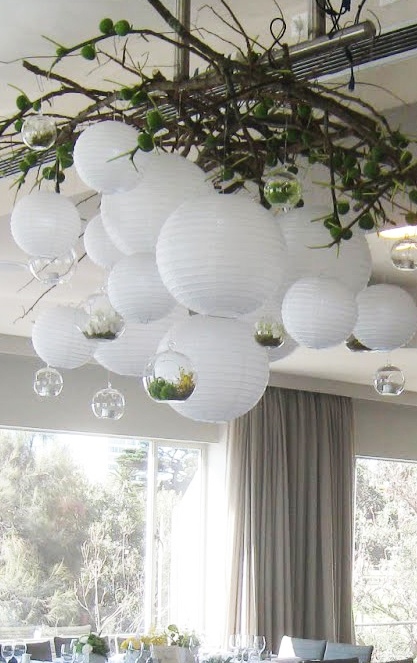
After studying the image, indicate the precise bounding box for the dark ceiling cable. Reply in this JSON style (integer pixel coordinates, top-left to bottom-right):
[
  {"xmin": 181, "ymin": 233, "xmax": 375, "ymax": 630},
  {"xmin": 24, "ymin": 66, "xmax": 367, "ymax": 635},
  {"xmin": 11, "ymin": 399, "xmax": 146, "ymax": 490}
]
[
  {"xmin": 315, "ymin": 0, "xmax": 356, "ymax": 34},
  {"xmin": 344, "ymin": 45, "xmax": 355, "ymax": 90}
]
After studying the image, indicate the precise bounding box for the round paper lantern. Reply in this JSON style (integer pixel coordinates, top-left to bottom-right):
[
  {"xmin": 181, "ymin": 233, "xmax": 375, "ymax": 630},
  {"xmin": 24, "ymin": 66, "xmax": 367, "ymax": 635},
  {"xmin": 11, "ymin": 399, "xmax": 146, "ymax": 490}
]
[
  {"xmin": 73, "ymin": 121, "xmax": 144, "ymax": 194},
  {"xmin": 84, "ymin": 214, "xmax": 124, "ymax": 269},
  {"xmin": 102, "ymin": 153, "xmax": 212, "ymax": 254},
  {"xmin": 32, "ymin": 306, "xmax": 95, "ymax": 369},
  {"xmin": 158, "ymin": 316, "xmax": 270, "ymax": 423},
  {"xmin": 282, "ymin": 276, "xmax": 357, "ymax": 349},
  {"xmin": 279, "ymin": 206, "xmax": 372, "ymax": 293},
  {"xmin": 156, "ymin": 195, "xmax": 286, "ymax": 316},
  {"xmin": 108, "ymin": 253, "xmax": 176, "ymax": 323},
  {"xmin": 354, "ymin": 284, "xmax": 417, "ymax": 351},
  {"xmin": 94, "ymin": 314, "xmax": 182, "ymax": 376},
  {"xmin": 11, "ymin": 192, "xmax": 81, "ymax": 258}
]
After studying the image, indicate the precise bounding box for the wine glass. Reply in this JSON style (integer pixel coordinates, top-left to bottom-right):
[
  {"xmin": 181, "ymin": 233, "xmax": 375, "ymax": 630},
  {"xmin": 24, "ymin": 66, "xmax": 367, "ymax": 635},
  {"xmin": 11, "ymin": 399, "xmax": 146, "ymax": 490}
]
[
  {"xmin": 189, "ymin": 636, "xmax": 200, "ymax": 663},
  {"xmin": 228, "ymin": 635, "xmax": 241, "ymax": 663},
  {"xmin": 1, "ymin": 645, "xmax": 14, "ymax": 663},
  {"xmin": 13, "ymin": 643, "xmax": 26, "ymax": 663},
  {"xmin": 252, "ymin": 637, "xmax": 266, "ymax": 659}
]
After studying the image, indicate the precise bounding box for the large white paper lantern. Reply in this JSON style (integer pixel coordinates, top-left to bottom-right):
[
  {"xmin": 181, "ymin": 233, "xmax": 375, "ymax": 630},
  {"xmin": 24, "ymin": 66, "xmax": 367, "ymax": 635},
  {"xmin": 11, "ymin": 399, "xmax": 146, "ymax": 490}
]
[
  {"xmin": 156, "ymin": 195, "xmax": 287, "ymax": 317},
  {"xmin": 84, "ymin": 214, "xmax": 124, "ymax": 269},
  {"xmin": 279, "ymin": 206, "xmax": 372, "ymax": 293},
  {"xmin": 354, "ymin": 284, "xmax": 417, "ymax": 351},
  {"xmin": 32, "ymin": 306, "xmax": 95, "ymax": 369},
  {"xmin": 282, "ymin": 276, "xmax": 357, "ymax": 349},
  {"xmin": 158, "ymin": 316, "xmax": 270, "ymax": 423},
  {"xmin": 108, "ymin": 253, "xmax": 176, "ymax": 323},
  {"xmin": 101, "ymin": 153, "xmax": 212, "ymax": 254},
  {"xmin": 73, "ymin": 121, "xmax": 144, "ymax": 194},
  {"xmin": 11, "ymin": 192, "xmax": 81, "ymax": 258},
  {"xmin": 94, "ymin": 312, "xmax": 184, "ymax": 376}
]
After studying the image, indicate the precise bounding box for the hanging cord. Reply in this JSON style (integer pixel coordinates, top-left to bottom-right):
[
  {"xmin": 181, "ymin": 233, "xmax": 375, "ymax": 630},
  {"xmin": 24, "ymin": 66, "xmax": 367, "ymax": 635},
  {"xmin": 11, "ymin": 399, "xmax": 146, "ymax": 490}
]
[
  {"xmin": 267, "ymin": 15, "xmax": 287, "ymax": 70},
  {"xmin": 315, "ymin": 0, "xmax": 352, "ymax": 35},
  {"xmin": 345, "ymin": 46, "xmax": 355, "ymax": 91}
]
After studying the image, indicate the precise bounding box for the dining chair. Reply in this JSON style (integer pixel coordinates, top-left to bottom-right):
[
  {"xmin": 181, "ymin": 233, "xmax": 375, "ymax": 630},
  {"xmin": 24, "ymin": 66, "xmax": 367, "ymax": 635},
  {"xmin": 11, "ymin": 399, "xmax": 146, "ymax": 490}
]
[
  {"xmin": 54, "ymin": 637, "xmax": 74, "ymax": 659},
  {"xmin": 26, "ymin": 641, "xmax": 53, "ymax": 662},
  {"xmin": 278, "ymin": 636, "xmax": 327, "ymax": 660},
  {"xmin": 324, "ymin": 642, "xmax": 373, "ymax": 663}
]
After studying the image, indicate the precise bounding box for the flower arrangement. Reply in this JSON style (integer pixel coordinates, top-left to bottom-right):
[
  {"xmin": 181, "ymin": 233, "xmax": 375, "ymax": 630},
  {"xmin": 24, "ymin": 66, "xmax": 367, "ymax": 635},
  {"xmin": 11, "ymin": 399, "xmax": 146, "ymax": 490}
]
[
  {"xmin": 140, "ymin": 631, "xmax": 168, "ymax": 647},
  {"xmin": 166, "ymin": 624, "xmax": 201, "ymax": 648},
  {"xmin": 120, "ymin": 639, "xmax": 143, "ymax": 652},
  {"xmin": 74, "ymin": 634, "xmax": 109, "ymax": 659},
  {"xmin": 82, "ymin": 309, "xmax": 123, "ymax": 340},
  {"xmin": 254, "ymin": 319, "xmax": 286, "ymax": 348}
]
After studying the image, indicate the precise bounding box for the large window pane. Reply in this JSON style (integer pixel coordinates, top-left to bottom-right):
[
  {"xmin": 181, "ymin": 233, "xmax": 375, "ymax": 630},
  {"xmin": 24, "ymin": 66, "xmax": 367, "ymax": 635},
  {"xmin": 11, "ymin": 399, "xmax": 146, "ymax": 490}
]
[
  {"xmin": 354, "ymin": 457, "xmax": 417, "ymax": 661},
  {"xmin": 0, "ymin": 429, "xmax": 205, "ymax": 637}
]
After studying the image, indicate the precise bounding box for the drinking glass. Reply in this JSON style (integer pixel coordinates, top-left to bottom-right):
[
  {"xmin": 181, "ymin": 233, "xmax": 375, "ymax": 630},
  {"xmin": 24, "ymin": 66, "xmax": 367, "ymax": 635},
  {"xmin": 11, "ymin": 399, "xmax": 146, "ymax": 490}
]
[
  {"xmin": 1, "ymin": 645, "xmax": 14, "ymax": 663},
  {"xmin": 61, "ymin": 643, "xmax": 74, "ymax": 663},
  {"xmin": 14, "ymin": 643, "xmax": 27, "ymax": 663}
]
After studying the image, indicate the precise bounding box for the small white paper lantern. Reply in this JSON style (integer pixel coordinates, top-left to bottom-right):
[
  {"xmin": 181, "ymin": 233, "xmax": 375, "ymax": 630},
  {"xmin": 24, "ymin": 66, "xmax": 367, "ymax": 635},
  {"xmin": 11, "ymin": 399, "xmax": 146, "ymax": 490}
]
[
  {"xmin": 354, "ymin": 284, "xmax": 417, "ymax": 351},
  {"xmin": 101, "ymin": 153, "xmax": 212, "ymax": 254},
  {"xmin": 156, "ymin": 195, "xmax": 287, "ymax": 317},
  {"xmin": 11, "ymin": 192, "xmax": 81, "ymax": 258},
  {"xmin": 84, "ymin": 214, "xmax": 124, "ymax": 269},
  {"xmin": 282, "ymin": 276, "xmax": 357, "ymax": 349},
  {"xmin": 279, "ymin": 206, "xmax": 372, "ymax": 293},
  {"xmin": 73, "ymin": 121, "xmax": 144, "ymax": 194},
  {"xmin": 108, "ymin": 253, "xmax": 176, "ymax": 323},
  {"xmin": 158, "ymin": 316, "xmax": 270, "ymax": 423},
  {"xmin": 32, "ymin": 306, "xmax": 95, "ymax": 369}
]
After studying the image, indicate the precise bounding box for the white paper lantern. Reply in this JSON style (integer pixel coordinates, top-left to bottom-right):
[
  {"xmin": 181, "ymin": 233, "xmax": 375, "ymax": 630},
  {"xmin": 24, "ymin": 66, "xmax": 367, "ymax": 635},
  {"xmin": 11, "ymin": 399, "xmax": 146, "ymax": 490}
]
[
  {"xmin": 279, "ymin": 206, "xmax": 372, "ymax": 293},
  {"xmin": 108, "ymin": 253, "xmax": 176, "ymax": 323},
  {"xmin": 156, "ymin": 195, "xmax": 287, "ymax": 316},
  {"xmin": 32, "ymin": 306, "xmax": 95, "ymax": 369},
  {"xmin": 84, "ymin": 214, "xmax": 124, "ymax": 269},
  {"xmin": 11, "ymin": 192, "xmax": 81, "ymax": 258},
  {"xmin": 94, "ymin": 313, "xmax": 183, "ymax": 376},
  {"xmin": 101, "ymin": 153, "xmax": 212, "ymax": 254},
  {"xmin": 73, "ymin": 121, "xmax": 144, "ymax": 194},
  {"xmin": 158, "ymin": 316, "xmax": 270, "ymax": 423},
  {"xmin": 354, "ymin": 284, "xmax": 417, "ymax": 351},
  {"xmin": 282, "ymin": 276, "xmax": 357, "ymax": 349}
]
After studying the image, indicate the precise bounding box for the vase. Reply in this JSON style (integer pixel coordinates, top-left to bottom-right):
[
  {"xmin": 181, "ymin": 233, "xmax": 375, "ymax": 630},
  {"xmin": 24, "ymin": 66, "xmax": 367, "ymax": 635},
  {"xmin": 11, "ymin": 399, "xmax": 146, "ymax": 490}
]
[{"xmin": 86, "ymin": 654, "xmax": 107, "ymax": 663}]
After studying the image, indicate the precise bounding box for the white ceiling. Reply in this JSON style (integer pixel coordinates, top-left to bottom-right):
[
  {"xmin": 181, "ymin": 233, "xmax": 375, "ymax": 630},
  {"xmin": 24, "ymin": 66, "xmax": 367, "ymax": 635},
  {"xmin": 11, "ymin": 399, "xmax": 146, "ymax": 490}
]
[{"xmin": 1, "ymin": 0, "xmax": 417, "ymax": 400}]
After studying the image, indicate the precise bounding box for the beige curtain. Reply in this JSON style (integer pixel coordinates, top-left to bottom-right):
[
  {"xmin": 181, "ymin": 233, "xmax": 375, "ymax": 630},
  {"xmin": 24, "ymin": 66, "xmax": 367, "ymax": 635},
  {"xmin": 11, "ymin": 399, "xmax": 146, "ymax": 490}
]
[{"xmin": 225, "ymin": 386, "xmax": 354, "ymax": 652}]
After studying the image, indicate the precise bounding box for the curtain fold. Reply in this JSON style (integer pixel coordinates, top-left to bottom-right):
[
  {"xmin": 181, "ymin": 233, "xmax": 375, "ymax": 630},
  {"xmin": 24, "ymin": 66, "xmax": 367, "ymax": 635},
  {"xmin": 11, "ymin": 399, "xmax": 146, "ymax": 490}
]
[{"xmin": 225, "ymin": 386, "xmax": 354, "ymax": 652}]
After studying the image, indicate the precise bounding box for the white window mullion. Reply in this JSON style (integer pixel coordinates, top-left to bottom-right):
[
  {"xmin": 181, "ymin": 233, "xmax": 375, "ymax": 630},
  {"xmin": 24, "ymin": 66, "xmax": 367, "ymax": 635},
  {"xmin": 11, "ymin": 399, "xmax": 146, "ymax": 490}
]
[{"xmin": 144, "ymin": 439, "xmax": 159, "ymax": 631}]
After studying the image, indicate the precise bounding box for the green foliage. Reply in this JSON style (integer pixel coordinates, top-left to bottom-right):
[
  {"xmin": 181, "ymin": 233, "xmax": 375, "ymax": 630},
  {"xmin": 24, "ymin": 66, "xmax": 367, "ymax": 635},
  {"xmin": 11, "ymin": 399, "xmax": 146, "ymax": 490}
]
[
  {"xmin": 74, "ymin": 633, "xmax": 109, "ymax": 656},
  {"xmin": 81, "ymin": 44, "xmax": 96, "ymax": 61},
  {"xmin": 114, "ymin": 20, "xmax": 131, "ymax": 37},
  {"xmin": 147, "ymin": 371, "xmax": 195, "ymax": 401},
  {"xmin": 166, "ymin": 624, "xmax": 201, "ymax": 647}
]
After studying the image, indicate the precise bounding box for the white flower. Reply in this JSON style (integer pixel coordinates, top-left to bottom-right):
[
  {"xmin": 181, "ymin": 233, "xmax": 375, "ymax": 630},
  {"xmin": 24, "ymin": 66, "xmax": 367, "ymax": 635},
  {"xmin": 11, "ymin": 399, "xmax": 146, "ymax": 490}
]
[
  {"xmin": 82, "ymin": 644, "xmax": 93, "ymax": 655},
  {"xmin": 79, "ymin": 637, "xmax": 89, "ymax": 645}
]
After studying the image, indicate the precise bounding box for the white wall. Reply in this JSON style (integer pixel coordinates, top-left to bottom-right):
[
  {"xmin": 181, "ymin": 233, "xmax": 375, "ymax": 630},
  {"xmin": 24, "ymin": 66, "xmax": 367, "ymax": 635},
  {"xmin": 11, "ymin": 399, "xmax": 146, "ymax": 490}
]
[{"xmin": 0, "ymin": 351, "xmax": 220, "ymax": 443}]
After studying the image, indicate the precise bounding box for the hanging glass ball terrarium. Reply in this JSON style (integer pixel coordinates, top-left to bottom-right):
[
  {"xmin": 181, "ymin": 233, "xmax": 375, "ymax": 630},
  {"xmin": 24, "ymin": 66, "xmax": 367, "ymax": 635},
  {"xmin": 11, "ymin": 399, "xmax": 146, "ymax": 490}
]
[
  {"xmin": 29, "ymin": 248, "xmax": 78, "ymax": 286},
  {"xmin": 263, "ymin": 167, "xmax": 302, "ymax": 210},
  {"xmin": 254, "ymin": 317, "xmax": 286, "ymax": 349},
  {"xmin": 77, "ymin": 289, "xmax": 125, "ymax": 342},
  {"xmin": 33, "ymin": 366, "xmax": 64, "ymax": 397},
  {"xmin": 91, "ymin": 383, "xmax": 125, "ymax": 420},
  {"xmin": 143, "ymin": 342, "xmax": 197, "ymax": 403},
  {"xmin": 373, "ymin": 364, "xmax": 405, "ymax": 396},
  {"xmin": 390, "ymin": 237, "xmax": 417, "ymax": 271},
  {"xmin": 21, "ymin": 114, "xmax": 57, "ymax": 152}
]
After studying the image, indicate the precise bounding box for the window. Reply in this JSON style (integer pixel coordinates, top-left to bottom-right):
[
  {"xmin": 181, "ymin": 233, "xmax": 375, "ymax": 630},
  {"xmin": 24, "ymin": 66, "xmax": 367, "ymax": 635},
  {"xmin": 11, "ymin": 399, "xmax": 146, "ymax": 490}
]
[
  {"xmin": 0, "ymin": 429, "xmax": 206, "ymax": 636},
  {"xmin": 354, "ymin": 457, "xmax": 417, "ymax": 661}
]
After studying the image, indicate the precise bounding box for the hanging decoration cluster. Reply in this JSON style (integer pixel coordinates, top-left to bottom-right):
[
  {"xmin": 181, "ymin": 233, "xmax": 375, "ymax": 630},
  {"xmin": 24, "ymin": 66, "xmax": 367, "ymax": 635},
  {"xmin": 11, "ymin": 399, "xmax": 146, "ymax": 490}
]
[{"xmin": 3, "ymin": 0, "xmax": 417, "ymax": 417}]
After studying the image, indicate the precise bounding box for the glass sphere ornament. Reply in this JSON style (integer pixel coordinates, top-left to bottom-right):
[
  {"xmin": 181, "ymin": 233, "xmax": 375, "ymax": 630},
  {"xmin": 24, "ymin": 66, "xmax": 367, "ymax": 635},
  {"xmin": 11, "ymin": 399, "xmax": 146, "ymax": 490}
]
[
  {"xmin": 33, "ymin": 366, "xmax": 63, "ymax": 397},
  {"xmin": 143, "ymin": 342, "xmax": 197, "ymax": 403},
  {"xmin": 91, "ymin": 383, "xmax": 125, "ymax": 420},
  {"xmin": 76, "ymin": 289, "xmax": 125, "ymax": 342},
  {"xmin": 21, "ymin": 114, "xmax": 57, "ymax": 152},
  {"xmin": 254, "ymin": 317, "xmax": 286, "ymax": 349},
  {"xmin": 373, "ymin": 364, "xmax": 405, "ymax": 396},
  {"xmin": 28, "ymin": 248, "xmax": 77, "ymax": 285},
  {"xmin": 263, "ymin": 167, "xmax": 302, "ymax": 210},
  {"xmin": 390, "ymin": 237, "xmax": 417, "ymax": 270}
]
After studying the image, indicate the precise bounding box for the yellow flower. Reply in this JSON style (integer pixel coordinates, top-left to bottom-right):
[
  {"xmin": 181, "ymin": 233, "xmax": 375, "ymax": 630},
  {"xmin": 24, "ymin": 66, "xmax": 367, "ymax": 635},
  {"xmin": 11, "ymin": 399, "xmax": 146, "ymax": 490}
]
[{"xmin": 120, "ymin": 639, "xmax": 142, "ymax": 651}]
